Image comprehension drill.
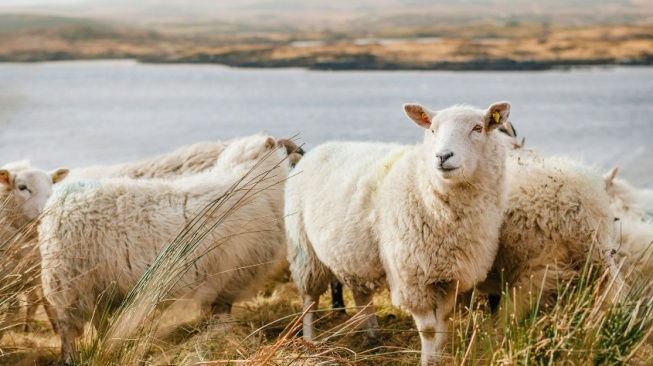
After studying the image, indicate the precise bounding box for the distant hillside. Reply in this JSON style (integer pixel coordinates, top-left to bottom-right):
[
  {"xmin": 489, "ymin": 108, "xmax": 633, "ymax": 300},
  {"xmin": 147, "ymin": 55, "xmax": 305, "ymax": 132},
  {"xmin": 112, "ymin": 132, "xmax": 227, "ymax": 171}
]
[{"xmin": 1, "ymin": 0, "xmax": 651, "ymax": 34}]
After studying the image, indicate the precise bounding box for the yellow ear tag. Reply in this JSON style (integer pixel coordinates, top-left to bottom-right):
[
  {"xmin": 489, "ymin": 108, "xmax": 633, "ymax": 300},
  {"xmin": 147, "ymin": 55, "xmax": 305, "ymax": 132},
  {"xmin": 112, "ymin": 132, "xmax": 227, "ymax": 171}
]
[
  {"xmin": 421, "ymin": 112, "xmax": 429, "ymax": 122},
  {"xmin": 53, "ymin": 172, "xmax": 59, "ymax": 181},
  {"xmin": 492, "ymin": 111, "xmax": 501, "ymax": 124}
]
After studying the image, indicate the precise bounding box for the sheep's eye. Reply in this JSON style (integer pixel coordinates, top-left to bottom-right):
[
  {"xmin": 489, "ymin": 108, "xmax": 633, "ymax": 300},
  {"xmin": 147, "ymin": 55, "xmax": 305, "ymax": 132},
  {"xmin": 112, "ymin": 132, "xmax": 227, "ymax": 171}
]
[
  {"xmin": 472, "ymin": 125, "xmax": 483, "ymax": 133},
  {"xmin": 431, "ymin": 129, "xmax": 435, "ymax": 134},
  {"xmin": 18, "ymin": 184, "xmax": 28, "ymax": 191}
]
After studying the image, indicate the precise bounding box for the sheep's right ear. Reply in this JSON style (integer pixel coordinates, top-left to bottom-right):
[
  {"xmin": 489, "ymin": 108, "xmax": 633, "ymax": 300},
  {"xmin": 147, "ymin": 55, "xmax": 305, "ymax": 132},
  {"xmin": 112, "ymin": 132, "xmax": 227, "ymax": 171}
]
[
  {"xmin": 485, "ymin": 102, "xmax": 511, "ymax": 131},
  {"xmin": 604, "ymin": 166, "xmax": 619, "ymax": 188},
  {"xmin": 404, "ymin": 103, "xmax": 434, "ymax": 129},
  {"xmin": 51, "ymin": 168, "xmax": 69, "ymax": 184},
  {"xmin": 0, "ymin": 169, "xmax": 11, "ymax": 187}
]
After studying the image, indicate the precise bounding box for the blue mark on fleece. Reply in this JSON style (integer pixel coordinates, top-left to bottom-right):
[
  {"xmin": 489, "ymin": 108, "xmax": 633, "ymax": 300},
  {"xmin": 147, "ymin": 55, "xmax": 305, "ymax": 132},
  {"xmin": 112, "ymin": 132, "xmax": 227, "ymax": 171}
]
[{"xmin": 52, "ymin": 180, "xmax": 98, "ymax": 199}]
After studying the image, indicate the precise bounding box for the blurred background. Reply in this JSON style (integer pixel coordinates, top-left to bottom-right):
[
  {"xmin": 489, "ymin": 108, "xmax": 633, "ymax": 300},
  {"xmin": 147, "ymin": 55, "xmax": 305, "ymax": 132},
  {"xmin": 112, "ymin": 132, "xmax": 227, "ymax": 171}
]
[{"xmin": 0, "ymin": 0, "xmax": 652, "ymax": 186}]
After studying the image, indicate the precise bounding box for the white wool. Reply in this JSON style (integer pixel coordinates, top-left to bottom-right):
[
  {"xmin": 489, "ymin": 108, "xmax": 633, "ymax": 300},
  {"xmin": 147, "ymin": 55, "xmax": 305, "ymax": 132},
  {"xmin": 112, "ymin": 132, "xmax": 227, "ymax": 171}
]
[
  {"xmin": 39, "ymin": 134, "xmax": 291, "ymax": 363},
  {"xmin": 286, "ymin": 102, "xmax": 510, "ymax": 365},
  {"xmin": 477, "ymin": 143, "xmax": 623, "ymax": 318}
]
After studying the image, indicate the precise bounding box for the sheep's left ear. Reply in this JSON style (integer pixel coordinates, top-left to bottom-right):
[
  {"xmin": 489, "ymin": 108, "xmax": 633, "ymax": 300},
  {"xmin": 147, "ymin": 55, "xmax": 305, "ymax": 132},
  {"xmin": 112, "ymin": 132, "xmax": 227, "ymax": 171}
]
[
  {"xmin": 404, "ymin": 103, "xmax": 435, "ymax": 129},
  {"xmin": 51, "ymin": 168, "xmax": 69, "ymax": 184},
  {"xmin": 604, "ymin": 166, "xmax": 619, "ymax": 188},
  {"xmin": 0, "ymin": 169, "xmax": 11, "ymax": 187},
  {"xmin": 485, "ymin": 101, "xmax": 511, "ymax": 131}
]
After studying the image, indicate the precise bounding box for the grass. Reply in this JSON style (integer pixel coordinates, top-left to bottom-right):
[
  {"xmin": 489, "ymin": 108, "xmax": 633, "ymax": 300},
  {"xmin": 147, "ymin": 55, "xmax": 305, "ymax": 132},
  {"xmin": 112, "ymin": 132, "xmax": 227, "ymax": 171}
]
[{"xmin": 2, "ymin": 164, "xmax": 653, "ymax": 365}]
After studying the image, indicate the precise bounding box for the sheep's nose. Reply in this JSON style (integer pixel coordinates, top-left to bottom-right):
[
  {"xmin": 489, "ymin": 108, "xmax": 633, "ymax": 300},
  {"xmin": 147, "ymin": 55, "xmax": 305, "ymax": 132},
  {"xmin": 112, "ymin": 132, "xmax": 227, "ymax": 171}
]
[{"xmin": 436, "ymin": 151, "xmax": 454, "ymax": 164}]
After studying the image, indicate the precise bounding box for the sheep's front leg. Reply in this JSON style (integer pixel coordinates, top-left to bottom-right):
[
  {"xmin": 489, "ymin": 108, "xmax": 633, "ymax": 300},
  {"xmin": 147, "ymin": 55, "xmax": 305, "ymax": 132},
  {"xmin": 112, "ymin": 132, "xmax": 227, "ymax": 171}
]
[
  {"xmin": 413, "ymin": 310, "xmax": 439, "ymax": 366},
  {"xmin": 434, "ymin": 283, "xmax": 457, "ymax": 352},
  {"xmin": 352, "ymin": 289, "xmax": 380, "ymax": 340},
  {"xmin": 302, "ymin": 294, "xmax": 320, "ymax": 341}
]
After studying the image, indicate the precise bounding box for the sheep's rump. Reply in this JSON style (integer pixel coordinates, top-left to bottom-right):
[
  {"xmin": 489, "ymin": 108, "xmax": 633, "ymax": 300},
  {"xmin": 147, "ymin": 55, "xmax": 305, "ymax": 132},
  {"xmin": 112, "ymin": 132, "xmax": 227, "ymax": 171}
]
[{"xmin": 286, "ymin": 141, "xmax": 408, "ymax": 295}]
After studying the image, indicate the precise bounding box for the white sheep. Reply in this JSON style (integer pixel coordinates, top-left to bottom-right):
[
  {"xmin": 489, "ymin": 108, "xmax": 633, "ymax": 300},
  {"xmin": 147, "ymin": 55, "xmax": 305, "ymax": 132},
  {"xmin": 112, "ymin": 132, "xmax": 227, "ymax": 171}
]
[
  {"xmin": 604, "ymin": 166, "xmax": 653, "ymax": 222},
  {"xmin": 67, "ymin": 138, "xmax": 304, "ymax": 181},
  {"xmin": 603, "ymin": 167, "xmax": 653, "ymax": 288},
  {"xmin": 286, "ymin": 102, "xmax": 511, "ymax": 365},
  {"xmin": 476, "ymin": 135, "xmax": 623, "ymax": 318},
  {"xmin": 39, "ymin": 134, "xmax": 291, "ymax": 364},
  {"xmin": 0, "ymin": 160, "xmax": 68, "ymax": 339}
]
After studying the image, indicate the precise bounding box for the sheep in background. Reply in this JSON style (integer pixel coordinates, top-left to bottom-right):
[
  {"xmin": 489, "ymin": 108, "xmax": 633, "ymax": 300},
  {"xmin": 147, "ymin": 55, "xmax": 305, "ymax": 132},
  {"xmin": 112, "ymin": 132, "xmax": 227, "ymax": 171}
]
[
  {"xmin": 604, "ymin": 166, "xmax": 653, "ymax": 222},
  {"xmin": 67, "ymin": 137, "xmax": 304, "ymax": 180},
  {"xmin": 0, "ymin": 160, "xmax": 68, "ymax": 339},
  {"xmin": 603, "ymin": 167, "xmax": 653, "ymax": 288},
  {"xmin": 39, "ymin": 134, "xmax": 292, "ymax": 364},
  {"xmin": 286, "ymin": 102, "xmax": 511, "ymax": 365},
  {"xmin": 476, "ymin": 130, "xmax": 623, "ymax": 319}
]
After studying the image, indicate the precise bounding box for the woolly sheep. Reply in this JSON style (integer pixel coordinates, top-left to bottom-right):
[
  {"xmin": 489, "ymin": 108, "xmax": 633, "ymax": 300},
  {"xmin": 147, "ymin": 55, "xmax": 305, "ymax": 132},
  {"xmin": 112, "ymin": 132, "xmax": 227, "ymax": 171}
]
[
  {"xmin": 39, "ymin": 134, "xmax": 291, "ymax": 364},
  {"xmin": 476, "ymin": 133, "xmax": 623, "ymax": 319},
  {"xmin": 0, "ymin": 160, "xmax": 68, "ymax": 339},
  {"xmin": 604, "ymin": 166, "xmax": 653, "ymax": 222},
  {"xmin": 286, "ymin": 102, "xmax": 511, "ymax": 365},
  {"xmin": 67, "ymin": 138, "xmax": 304, "ymax": 181},
  {"xmin": 603, "ymin": 167, "xmax": 653, "ymax": 288}
]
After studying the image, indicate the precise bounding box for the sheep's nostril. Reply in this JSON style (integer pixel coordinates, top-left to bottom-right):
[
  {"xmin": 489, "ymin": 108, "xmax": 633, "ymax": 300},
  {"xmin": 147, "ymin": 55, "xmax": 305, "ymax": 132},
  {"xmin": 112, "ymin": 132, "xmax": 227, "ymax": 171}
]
[{"xmin": 436, "ymin": 151, "xmax": 454, "ymax": 164}]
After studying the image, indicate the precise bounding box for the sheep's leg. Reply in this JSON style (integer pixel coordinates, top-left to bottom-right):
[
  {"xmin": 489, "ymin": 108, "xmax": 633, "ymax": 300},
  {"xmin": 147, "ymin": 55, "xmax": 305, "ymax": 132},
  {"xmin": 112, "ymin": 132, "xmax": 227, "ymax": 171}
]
[
  {"xmin": 434, "ymin": 284, "xmax": 457, "ymax": 352},
  {"xmin": 302, "ymin": 294, "xmax": 320, "ymax": 341},
  {"xmin": 0, "ymin": 298, "xmax": 22, "ymax": 341},
  {"xmin": 330, "ymin": 280, "xmax": 346, "ymax": 313},
  {"xmin": 413, "ymin": 310, "xmax": 439, "ymax": 366},
  {"xmin": 42, "ymin": 298, "xmax": 60, "ymax": 334},
  {"xmin": 24, "ymin": 288, "xmax": 45, "ymax": 332},
  {"xmin": 352, "ymin": 289, "xmax": 379, "ymax": 340},
  {"xmin": 59, "ymin": 316, "xmax": 83, "ymax": 366}
]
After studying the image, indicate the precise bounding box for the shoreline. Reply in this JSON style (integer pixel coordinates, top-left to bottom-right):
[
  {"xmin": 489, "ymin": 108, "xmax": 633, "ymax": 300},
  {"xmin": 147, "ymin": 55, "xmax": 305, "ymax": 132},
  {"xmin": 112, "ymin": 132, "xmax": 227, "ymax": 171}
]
[{"xmin": 1, "ymin": 55, "xmax": 652, "ymax": 71}]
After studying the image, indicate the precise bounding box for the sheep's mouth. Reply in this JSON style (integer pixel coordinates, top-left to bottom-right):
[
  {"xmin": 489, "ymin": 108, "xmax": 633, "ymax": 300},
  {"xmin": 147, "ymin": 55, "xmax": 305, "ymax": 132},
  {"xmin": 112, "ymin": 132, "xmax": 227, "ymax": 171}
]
[{"xmin": 439, "ymin": 166, "xmax": 460, "ymax": 173}]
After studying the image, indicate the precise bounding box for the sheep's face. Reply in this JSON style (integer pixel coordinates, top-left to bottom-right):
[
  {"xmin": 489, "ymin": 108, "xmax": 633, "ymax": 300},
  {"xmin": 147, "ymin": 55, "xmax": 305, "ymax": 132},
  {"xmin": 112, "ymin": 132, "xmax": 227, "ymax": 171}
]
[
  {"xmin": 0, "ymin": 167, "xmax": 69, "ymax": 227},
  {"xmin": 403, "ymin": 102, "xmax": 511, "ymax": 183}
]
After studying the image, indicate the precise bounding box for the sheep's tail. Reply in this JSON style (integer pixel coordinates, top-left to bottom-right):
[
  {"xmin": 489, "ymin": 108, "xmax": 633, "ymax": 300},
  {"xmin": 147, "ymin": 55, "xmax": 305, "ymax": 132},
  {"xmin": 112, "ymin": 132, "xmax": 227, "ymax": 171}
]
[{"xmin": 286, "ymin": 210, "xmax": 333, "ymax": 298}]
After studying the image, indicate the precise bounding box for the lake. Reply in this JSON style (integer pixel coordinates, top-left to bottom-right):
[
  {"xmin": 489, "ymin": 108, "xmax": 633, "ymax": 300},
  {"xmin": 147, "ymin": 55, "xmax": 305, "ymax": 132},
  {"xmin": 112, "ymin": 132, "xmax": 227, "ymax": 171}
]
[{"xmin": 0, "ymin": 60, "xmax": 651, "ymax": 187}]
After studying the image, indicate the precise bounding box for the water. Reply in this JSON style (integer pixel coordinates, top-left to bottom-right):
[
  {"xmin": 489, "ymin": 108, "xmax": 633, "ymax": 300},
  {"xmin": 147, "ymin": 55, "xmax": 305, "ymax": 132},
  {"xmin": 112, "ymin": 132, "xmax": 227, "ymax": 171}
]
[{"xmin": 0, "ymin": 60, "xmax": 651, "ymax": 187}]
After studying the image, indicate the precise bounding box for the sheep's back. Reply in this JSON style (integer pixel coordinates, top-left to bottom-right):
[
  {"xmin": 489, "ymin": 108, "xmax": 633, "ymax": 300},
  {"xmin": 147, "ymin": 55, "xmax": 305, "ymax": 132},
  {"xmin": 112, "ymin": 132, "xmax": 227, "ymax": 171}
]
[{"xmin": 497, "ymin": 153, "xmax": 616, "ymax": 281}]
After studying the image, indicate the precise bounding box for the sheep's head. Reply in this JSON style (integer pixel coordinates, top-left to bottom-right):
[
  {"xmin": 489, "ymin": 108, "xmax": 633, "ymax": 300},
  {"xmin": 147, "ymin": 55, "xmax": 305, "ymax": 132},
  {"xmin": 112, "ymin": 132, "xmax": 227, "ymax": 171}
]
[
  {"xmin": 403, "ymin": 102, "xmax": 510, "ymax": 184},
  {"xmin": 0, "ymin": 163, "xmax": 69, "ymax": 228},
  {"xmin": 216, "ymin": 134, "xmax": 278, "ymax": 170}
]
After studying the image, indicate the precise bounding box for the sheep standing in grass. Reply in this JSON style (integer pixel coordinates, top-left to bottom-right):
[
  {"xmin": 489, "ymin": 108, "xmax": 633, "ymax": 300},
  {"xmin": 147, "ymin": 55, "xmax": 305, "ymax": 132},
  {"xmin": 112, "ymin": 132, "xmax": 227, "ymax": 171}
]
[
  {"xmin": 286, "ymin": 102, "xmax": 511, "ymax": 365},
  {"xmin": 0, "ymin": 160, "xmax": 68, "ymax": 339},
  {"xmin": 476, "ymin": 134, "xmax": 623, "ymax": 318},
  {"xmin": 39, "ymin": 134, "xmax": 291, "ymax": 364}
]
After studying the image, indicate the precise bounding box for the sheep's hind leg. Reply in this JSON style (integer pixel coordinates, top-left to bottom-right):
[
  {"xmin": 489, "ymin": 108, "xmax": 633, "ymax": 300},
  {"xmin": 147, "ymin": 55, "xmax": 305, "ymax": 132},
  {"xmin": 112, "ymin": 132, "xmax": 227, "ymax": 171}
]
[
  {"xmin": 302, "ymin": 294, "xmax": 320, "ymax": 341},
  {"xmin": 352, "ymin": 289, "xmax": 380, "ymax": 341}
]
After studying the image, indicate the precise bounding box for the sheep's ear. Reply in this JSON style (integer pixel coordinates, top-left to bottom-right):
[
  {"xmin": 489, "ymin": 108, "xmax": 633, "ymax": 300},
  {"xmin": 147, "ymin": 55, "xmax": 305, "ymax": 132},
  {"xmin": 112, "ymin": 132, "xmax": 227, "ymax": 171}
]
[
  {"xmin": 265, "ymin": 136, "xmax": 276, "ymax": 149},
  {"xmin": 0, "ymin": 169, "xmax": 11, "ymax": 187},
  {"xmin": 51, "ymin": 168, "xmax": 69, "ymax": 184},
  {"xmin": 604, "ymin": 166, "xmax": 619, "ymax": 188},
  {"xmin": 404, "ymin": 103, "xmax": 434, "ymax": 129},
  {"xmin": 485, "ymin": 101, "xmax": 511, "ymax": 131}
]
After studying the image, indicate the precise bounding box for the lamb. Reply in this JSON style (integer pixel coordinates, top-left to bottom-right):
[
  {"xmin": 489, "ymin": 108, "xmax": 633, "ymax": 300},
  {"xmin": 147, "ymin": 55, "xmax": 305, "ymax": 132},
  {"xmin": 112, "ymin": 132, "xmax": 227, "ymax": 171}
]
[
  {"xmin": 0, "ymin": 160, "xmax": 68, "ymax": 339},
  {"xmin": 286, "ymin": 102, "xmax": 511, "ymax": 365},
  {"xmin": 476, "ymin": 132, "xmax": 623, "ymax": 319},
  {"xmin": 38, "ymin": 134, "xmax": 291, "ymax": 364}
]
